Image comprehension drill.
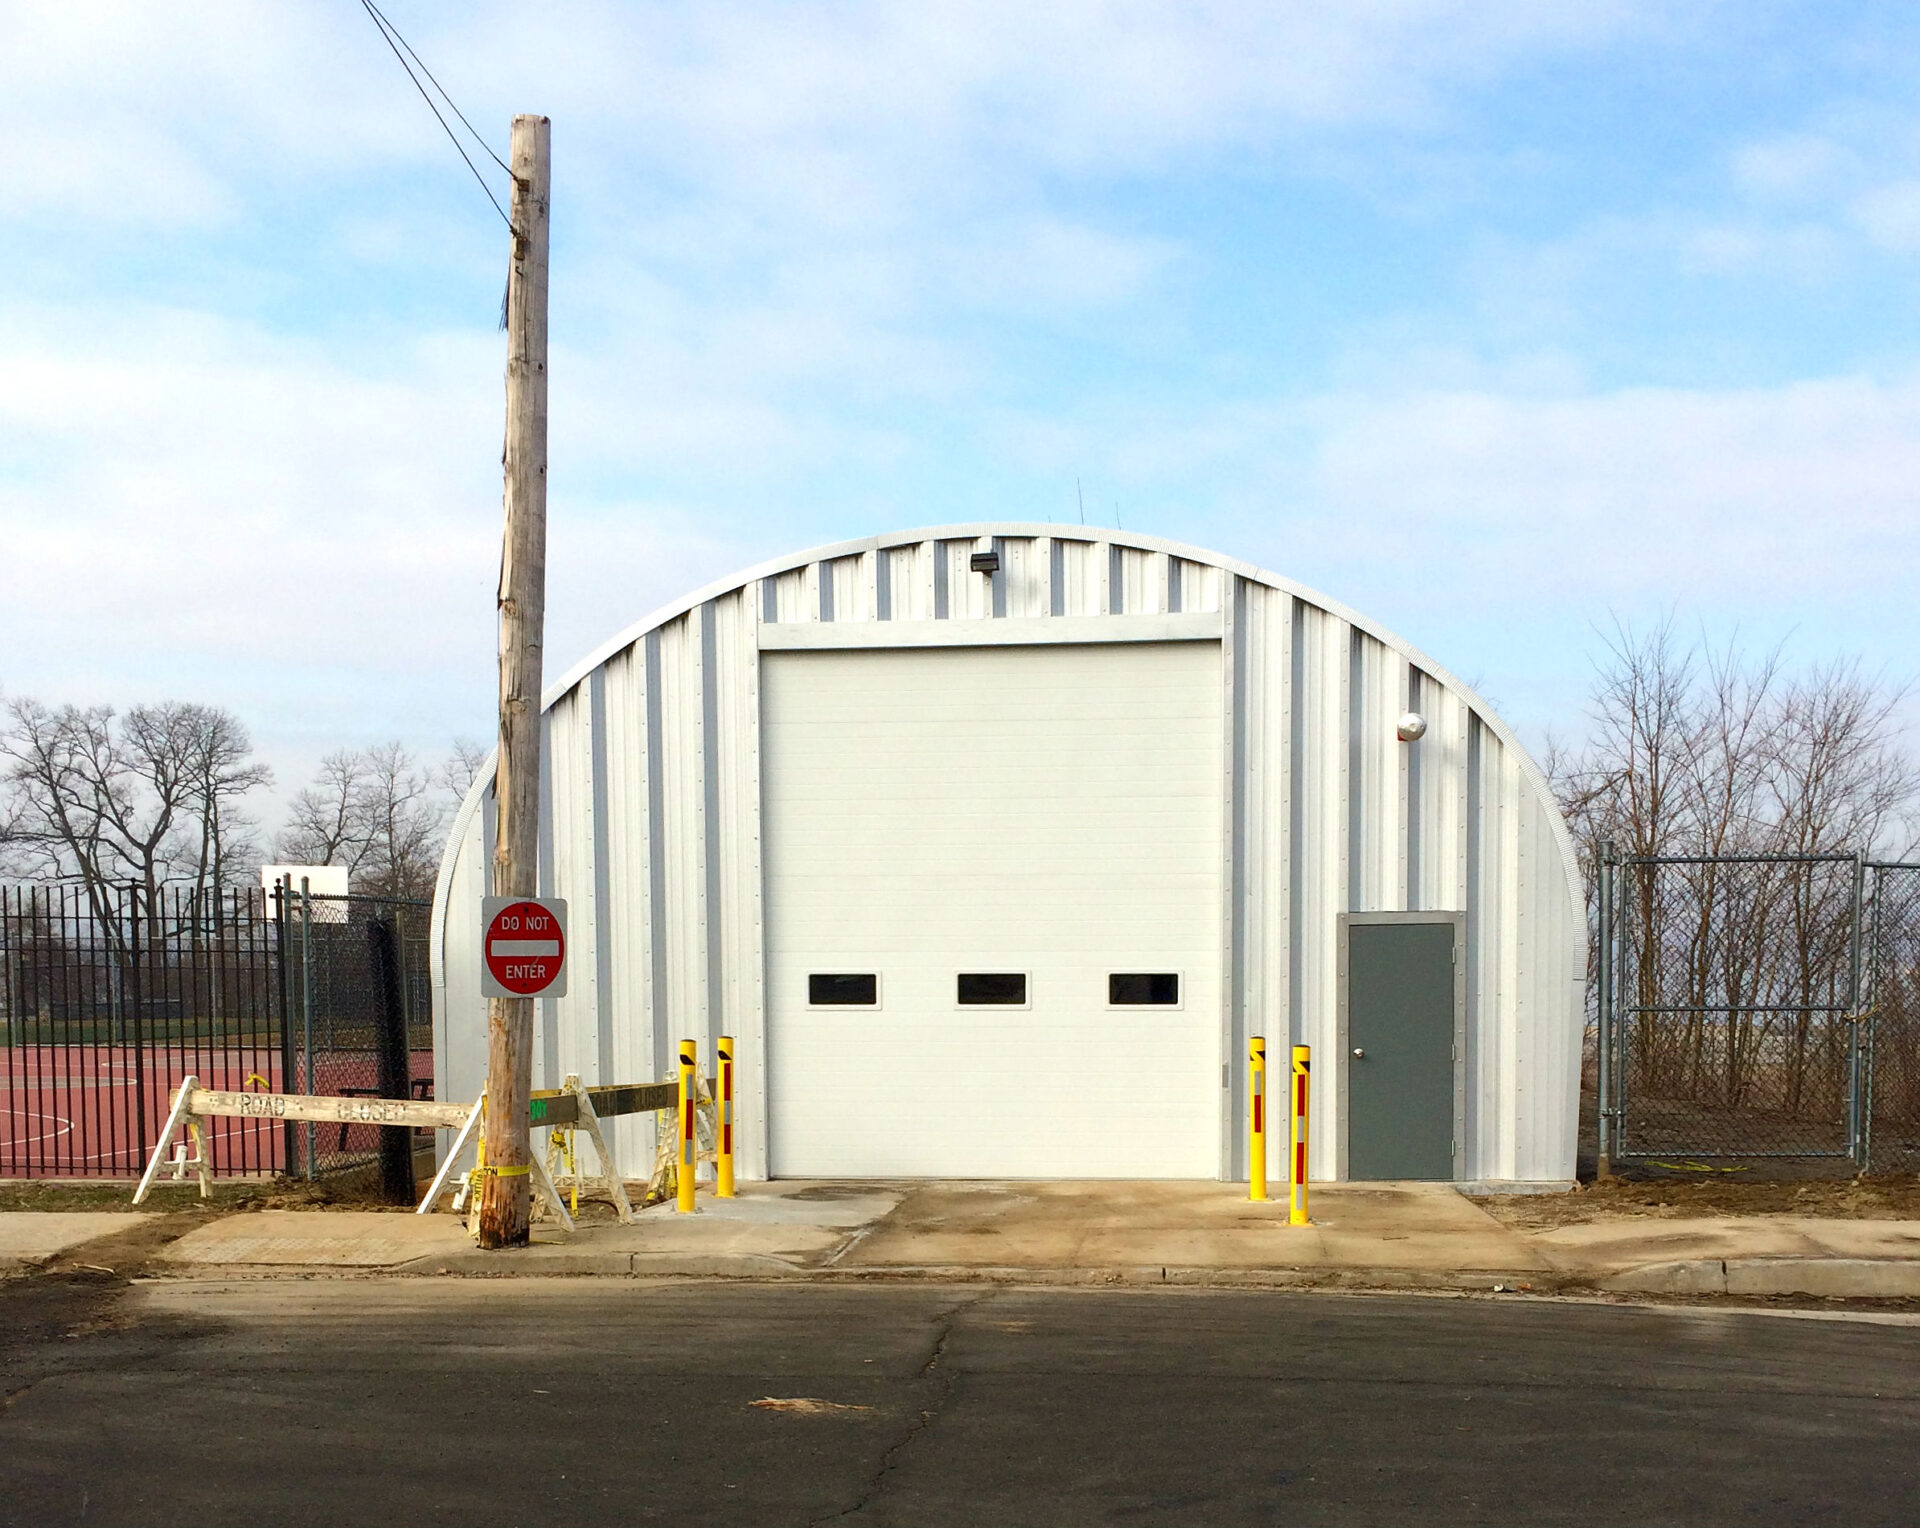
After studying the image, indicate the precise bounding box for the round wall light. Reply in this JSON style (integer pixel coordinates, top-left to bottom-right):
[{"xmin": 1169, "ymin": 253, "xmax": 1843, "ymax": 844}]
[{"xmin": 1396, "ymin": 711, "xmax": 1428, "ymax": 742}]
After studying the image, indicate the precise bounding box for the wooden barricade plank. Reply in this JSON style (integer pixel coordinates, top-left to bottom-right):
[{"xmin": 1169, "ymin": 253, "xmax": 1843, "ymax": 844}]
[
  {"xmin": 187, "ymin": 1089, "xmax": 476, "ymax": 1131},
  {"xmin": 528, "ymin": 1081, "xmax": 678, "ymax": 1127}
]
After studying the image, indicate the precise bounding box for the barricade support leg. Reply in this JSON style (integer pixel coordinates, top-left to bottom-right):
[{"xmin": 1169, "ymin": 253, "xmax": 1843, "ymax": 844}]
[
  {"xmin": 133, "ymin": 1076, "xmax": 202, "ymax": 1206},
  {"xmin": 417, "ymin": 1094, "xmax": 486, "ymax": 1215}
]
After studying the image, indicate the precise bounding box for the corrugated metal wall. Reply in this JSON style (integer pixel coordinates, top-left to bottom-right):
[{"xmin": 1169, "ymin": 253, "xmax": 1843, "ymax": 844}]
[{"xmin": 432, "ymin": 525, "xmax": 1584, "ymax": 1183}]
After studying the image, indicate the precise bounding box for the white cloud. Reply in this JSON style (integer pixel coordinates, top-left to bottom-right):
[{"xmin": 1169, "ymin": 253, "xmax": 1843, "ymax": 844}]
[
  {"xmin": 2, "ymin": 0, "xmax": 1662, "ymax": 232},
  {"xmin": 1732, "ymin": 133, "xmax": 1855, "ymax": 200},
  {"xmin": 971, "ymin": 364, "xmax": 1920, "ymax": 622},
  {"xmin": 1851, "ymin": 179, "xmax": 1920, "ymax": 251},
  {"xmin": 1303, "ymin": 374, "xmax": 1920, "ymax": 599}
]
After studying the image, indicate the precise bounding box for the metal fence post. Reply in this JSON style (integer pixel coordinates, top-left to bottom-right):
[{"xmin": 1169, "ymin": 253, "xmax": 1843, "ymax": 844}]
[
  {"xmin": 273, "ymin": 881, "xmax": 296, "ymax": 1178},
  {"xmin": 1848, "ymin": 851, "xmax": 1868, "ymax": 1171},
  {"xmin": 126, "ymin": 882, "xmax": 149, "ymax": 1168},
  {"xmin": 300, "ymin": 877, "xmax": 315, "ymax": 1180},
  {"xmin": 1863, "ymin": 864, "xmax": 1884, "ymax": 1176},
  {"xmin": 1596, "ymin": 840, "xmax": 1614, "ymax": 1177}
]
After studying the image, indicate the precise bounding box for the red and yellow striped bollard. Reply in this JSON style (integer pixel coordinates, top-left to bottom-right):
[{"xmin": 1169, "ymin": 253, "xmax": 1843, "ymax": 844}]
[
  {"xmin": 1249, "ymin": 1037, "xmax": 1267, "ymax": 1202},
  {"xmin": 676, "ymin": 1039, "xmax": 697, "ymax": 1214},
  {"xmin": 1289, "ymin": 1045, "xmax": 1311, "ymax": 1226},
  {"xmin": 717, "ymin": 1035, "xmax": 736, "ymax": 1198}
]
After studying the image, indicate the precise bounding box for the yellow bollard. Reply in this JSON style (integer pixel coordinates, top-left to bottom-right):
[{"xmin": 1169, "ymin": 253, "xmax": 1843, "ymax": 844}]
[
  {"xmin": 1248, "ymin": 1036, "xmax": 1267, "ymax": 1202},
  {"xmin": 716, "ymin": 1034, "xmax": 736, "ymax": 1198},
  {"xmin": 676, "ymin": 1039, "xmax": 697, "ymax": 1214},
  {"xmin": 1289, "ymin": 1045, "xmax": 1311, "ymax": 1226}
]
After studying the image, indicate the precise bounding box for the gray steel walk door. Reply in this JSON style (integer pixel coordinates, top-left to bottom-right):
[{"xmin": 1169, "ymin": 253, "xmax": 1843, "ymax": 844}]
[{"xmin": 1344, "ymin": 917, "xmax": 1459, "ymax": 1180}]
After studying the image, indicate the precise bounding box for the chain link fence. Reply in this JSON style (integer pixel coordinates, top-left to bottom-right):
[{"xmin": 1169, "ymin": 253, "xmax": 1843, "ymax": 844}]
[{"xmin": 1597, "ymin": 851, "xmax": 1920, "ymax": 1171}]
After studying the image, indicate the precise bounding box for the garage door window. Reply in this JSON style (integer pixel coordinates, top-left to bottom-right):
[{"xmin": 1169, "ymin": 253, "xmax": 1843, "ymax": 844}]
[
  {"xmin": 957, "ymin": 972, "xmax": 1028, "ymax": 1006},
  {"xmin": 1108, "ymin": 972, "xmax": 1180, "ymax": 1006},
  {"xmin": 809, "ymin": 973, "xmax": 879, "ymax": 1007}
]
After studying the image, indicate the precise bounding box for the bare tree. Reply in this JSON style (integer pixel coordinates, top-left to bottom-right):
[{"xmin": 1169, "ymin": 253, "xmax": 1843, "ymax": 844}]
[
  {"xmin": 440, "ymin": 738, "xmax": 488, "ymax": 805},
  {"xmin": 2, "ymin": 699, "xmax": 135, "ymax": 929},
  {"xmin": 1557, "ymin": 620, "xmax": 1918, "ymax": 1130},
  {"xmin": 356, "ymin": 742, "xmax": 446, "ymax": 901},
  {"xmin": 275, "ymin": 739, "xmax": 476, "ymax": 901},
  {"xmin": 181, "ymin": 707, "xmax": 272, "ymax": 898},
  {"xmin": 1, "ymin": 697, "xmax": 270, "ymax": 954},
  {"xmin": 276, "ymin": 751, "xmax": 376, "ymax": 875}
]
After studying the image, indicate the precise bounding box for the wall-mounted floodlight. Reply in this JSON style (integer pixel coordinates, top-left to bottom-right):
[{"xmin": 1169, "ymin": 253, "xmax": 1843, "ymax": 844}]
[
  {"xmin": 969, "ymin": 550, "xmax": 1000, "ymax": 574},
  {"xmin": 1396, "ymin": 711, "xmax": 1428, "ymax": 742}
]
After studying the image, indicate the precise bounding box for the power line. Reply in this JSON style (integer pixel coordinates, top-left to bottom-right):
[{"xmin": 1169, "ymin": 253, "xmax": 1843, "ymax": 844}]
[
  {"xmin": 364, "ymin": 0, "xmax": 510, "ymax": 176},
  {"xmin": 358, "ymin": 0, "xmax": 512, "ymax": 231}
]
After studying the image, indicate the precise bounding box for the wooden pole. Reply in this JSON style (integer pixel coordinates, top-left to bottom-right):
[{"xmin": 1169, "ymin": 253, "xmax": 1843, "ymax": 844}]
[{"xmin": 479, "ymin": 114, "xmax": 550, "ymax": 1249}]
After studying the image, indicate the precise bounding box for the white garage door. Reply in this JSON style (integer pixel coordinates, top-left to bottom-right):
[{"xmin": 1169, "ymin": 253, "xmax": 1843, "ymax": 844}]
[{"xmin": 762, "ymin": 640, "xmax": 1222, "ymax": 1177}]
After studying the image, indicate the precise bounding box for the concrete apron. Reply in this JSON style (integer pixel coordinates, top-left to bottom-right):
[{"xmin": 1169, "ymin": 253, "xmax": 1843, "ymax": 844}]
[{"xmin": 23, "ymin": 1181, "xmax": 1918, "ymax": 1298}]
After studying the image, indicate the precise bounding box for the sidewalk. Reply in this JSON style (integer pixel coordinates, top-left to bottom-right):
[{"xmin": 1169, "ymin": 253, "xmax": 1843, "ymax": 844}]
[{"xmin": 7, "ymin": 1179, "xmax": 1912, "ymax": 1299}]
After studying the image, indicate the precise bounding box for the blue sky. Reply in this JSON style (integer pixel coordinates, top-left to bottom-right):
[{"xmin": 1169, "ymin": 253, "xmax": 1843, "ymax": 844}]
[{"xmin": 4, "ymin": 1, "xmax": 1917, "ymax": 813}]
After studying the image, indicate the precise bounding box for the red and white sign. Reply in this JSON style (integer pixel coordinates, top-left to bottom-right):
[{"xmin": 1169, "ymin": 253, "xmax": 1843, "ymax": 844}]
[{"xmin": 480, "ymin": 896, "xmax": 568, "ymax": 999}]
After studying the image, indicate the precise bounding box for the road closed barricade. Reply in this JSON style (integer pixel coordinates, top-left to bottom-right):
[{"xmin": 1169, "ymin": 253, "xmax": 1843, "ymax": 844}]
[{"xmin": 134, "ymin": 1044, "xmax": 728, "ymax": 1231}]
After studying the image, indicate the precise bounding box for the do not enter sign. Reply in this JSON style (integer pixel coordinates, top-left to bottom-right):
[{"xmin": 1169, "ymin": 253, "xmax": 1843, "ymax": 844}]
[{"xmin": 481, "ymin": 896, "xmax": 569, "ymax": 999}]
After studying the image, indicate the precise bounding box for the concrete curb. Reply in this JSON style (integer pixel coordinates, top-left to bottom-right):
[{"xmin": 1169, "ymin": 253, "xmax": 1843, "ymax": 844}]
[
  {"xmin": 804, "ymin": 1264, "xmax": 1571, "ymax": 1294},
  {"xmin": 122, "ymin": 1253, "xmax": 1920, "ymax": 1300},
  {"xmin": 1603, "ymin": 1258, "xmax": 1920, "ymax": 1299},
  {"xmin": 395, "ymin": 1250, "xmax": 814, "ymax": 1278},
  {"xmin": 133, "ymin": 1250, "xmax": 1920, "ymax": 1300},
  {"xmin": 141, "ymin": 1255, "xmax": 1568, "ymax": 1294}
]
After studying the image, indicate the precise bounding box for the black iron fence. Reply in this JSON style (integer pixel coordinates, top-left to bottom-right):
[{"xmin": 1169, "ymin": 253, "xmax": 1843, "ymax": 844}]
[
  {"xmin": 1596, "ymin": 849, "xmax": 1920, "ymax": 1171},
  {"xmin": 0, "ymin": 881, "xmax": 431, "ymax": 1181}
]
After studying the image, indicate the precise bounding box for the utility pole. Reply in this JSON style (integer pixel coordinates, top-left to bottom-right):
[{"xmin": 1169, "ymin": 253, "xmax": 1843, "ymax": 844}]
[{"xmin": 479, "ymin": 114, "xmax": 550, "ymax": 1249}]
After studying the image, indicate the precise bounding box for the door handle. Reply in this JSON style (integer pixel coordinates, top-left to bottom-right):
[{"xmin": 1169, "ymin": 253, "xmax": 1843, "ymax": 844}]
[{"xmin": 1351, "ymin": 1047, "xmax": 1365, "ymax": 1058}]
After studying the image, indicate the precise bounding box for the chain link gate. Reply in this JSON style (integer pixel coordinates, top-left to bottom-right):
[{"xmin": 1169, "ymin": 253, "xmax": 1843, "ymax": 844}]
[
  {"xmin": 1866, "ymin": 863, "xmax": 1920, "ymax": 1172},
  {"xmin": 273, "ymin": 884, "xmax": 434, "ymax": 1179}
]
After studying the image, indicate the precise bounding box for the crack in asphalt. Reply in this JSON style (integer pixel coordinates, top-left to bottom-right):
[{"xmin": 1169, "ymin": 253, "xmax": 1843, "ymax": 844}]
[{"xmin": 810, "ymin": 1288, "xmax": 998, "ymax": 1525}]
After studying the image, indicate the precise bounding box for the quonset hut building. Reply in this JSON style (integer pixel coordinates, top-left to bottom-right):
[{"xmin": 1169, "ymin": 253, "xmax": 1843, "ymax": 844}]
[{"xmin": 432, "ymin": 526, "xmax": 1583, "ymax": 1188}]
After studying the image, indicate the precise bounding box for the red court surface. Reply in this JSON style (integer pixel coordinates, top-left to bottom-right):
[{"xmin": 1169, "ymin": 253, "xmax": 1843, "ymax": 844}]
[{"xmin": 1, "ymin": 1047, "xmax": 435, "ymax": 1179}]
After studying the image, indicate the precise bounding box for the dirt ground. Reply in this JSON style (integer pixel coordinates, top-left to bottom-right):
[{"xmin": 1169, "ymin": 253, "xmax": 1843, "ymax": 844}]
[
  {"xmin": 1479, "ymin": 1171, "xmax": 1920, "ymax": 1230},
  {"xmin": 0, "ymin": 1173, "xmax": 654, "ymax": 1220},
  {"xmin": 0, "ymin": 1176, "xmax": 408, "ymax": 1214}
]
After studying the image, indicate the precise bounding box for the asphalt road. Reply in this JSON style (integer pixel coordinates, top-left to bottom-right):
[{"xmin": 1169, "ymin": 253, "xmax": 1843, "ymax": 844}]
[{"xmin": 4, "ymin": 1275, "xmax": 1919, "ymax": 1526}]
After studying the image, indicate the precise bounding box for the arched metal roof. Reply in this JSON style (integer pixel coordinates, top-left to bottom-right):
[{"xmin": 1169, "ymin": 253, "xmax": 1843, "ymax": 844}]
[{"xmin": 440, "ymin": 522, "xmax": 1579, "ymax": 918}]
